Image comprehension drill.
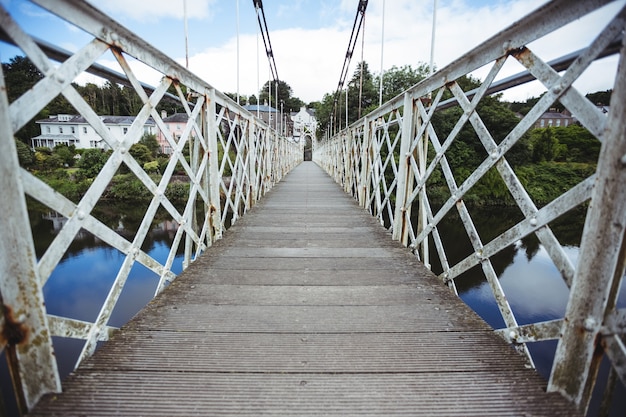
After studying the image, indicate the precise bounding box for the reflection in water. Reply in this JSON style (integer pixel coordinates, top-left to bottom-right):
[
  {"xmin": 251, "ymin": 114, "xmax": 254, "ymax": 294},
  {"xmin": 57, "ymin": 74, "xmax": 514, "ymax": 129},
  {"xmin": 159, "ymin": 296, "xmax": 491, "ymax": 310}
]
[
  {"xmin": 428, "ymin": 206, "xmax": 625, "ymax": 416},
  {"xmin": 1, "ymin": 204, "xmax": 624, "ymax": 415}
]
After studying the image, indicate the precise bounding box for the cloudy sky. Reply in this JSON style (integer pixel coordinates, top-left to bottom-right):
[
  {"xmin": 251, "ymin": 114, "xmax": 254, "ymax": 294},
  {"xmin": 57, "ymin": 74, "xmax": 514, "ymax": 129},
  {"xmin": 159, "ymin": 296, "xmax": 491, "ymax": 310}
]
[{"xmin": 1, "ymin": 0, "xmax": 624, "ymax": 104}]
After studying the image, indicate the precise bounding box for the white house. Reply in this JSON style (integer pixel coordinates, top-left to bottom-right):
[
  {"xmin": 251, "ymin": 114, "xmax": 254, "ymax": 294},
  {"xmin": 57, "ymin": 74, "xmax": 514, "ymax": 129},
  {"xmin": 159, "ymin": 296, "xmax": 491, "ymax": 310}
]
[
  {"xmin": 31, "ymin": 114, "xmax": 156, "ymax": 149},
  {"xmin": 290, "ymin": 106, "xmax": 317, "ymax": 143}
]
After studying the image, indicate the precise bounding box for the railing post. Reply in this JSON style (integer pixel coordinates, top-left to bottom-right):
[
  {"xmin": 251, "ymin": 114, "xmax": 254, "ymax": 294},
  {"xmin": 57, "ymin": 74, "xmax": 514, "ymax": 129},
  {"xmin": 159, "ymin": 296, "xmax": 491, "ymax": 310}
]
[
  {"xmin": 207, "ymin": 88, "xmax": 222, "ymax": 241},
  {"xmin": 393, "ymin": 93, "xmax": 414, "ymax": 244},
  {"xmin": 0, "ymin": 65, "xmax": 61, "ymax": 413},
  {"xmin": 248, "ymin": 119, "xmax": 258, "ymax": 208},
  {"xmin": 358, "ymin": 118, "xmax": 371, "ymax": 208},
  {"xmin": 548, "ymin": 37, "xmax": 626, "ymax": 413}
]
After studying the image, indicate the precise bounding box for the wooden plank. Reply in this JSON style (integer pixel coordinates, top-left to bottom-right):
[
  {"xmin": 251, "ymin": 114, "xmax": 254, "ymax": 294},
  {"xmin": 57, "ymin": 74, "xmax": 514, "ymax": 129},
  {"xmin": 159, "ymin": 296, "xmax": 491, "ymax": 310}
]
[{"xmin": 31, "ymin": 162, "xmax": 581, "ymax": 416}]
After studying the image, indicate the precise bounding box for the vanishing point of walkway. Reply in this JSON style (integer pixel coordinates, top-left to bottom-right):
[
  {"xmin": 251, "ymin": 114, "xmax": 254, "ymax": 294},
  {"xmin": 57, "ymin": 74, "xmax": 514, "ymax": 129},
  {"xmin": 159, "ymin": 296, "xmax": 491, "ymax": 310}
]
[{"xmin": 31, "ymin": 162, "xmax": 579, "ymax": 416}]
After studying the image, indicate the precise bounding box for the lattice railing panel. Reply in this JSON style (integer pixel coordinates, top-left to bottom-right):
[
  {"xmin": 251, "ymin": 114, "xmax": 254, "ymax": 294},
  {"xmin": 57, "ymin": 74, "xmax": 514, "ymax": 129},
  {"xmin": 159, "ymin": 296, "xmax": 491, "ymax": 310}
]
[
  {"xmin": 315, "ymin": 1, "xmax": 626, "ymax": 414},
  {"xmin": 0, "ymin": 0, "xmax": 301, "ymax": 412}
]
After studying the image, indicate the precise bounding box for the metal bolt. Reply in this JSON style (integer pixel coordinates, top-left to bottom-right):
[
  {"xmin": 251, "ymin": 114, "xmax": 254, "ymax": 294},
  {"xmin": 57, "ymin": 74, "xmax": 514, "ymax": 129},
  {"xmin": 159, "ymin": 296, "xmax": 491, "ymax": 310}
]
[
  {"xmin": 529, "ymin": 217, "xmax": 538, "ymax": 227},
  {"xmin": 77, "ymin": 210, "xmax": 85, "ymax": 221},
  {"xmin": 509, "ymin": 330, "xmax": 518, "ymax": 341},
  {"xmin": 552, "ymin": 85, "xmax": 562, "ymax": 95},
  {"xmin": 491, "ymin": 151, "xmax": 499, "ymax": 160},
  {"xmin": 620, "ymin": 153, "xmax": 626, "ymax": 166},
  {"xmin": 120, "ymin": 147, "xmax": 126, "ymax": 154},
  {"xmin": 583, "ymin": 317, "xmax": 598, "ymax": 332},
  {"xmin": 55, "ymin": 72, "xmax": 65, "ymax": 84}
]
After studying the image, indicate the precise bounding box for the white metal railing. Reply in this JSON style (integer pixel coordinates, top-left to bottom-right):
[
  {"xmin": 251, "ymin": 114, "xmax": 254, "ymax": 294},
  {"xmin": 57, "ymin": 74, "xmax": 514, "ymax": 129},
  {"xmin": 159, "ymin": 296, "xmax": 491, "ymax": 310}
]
[
  {"xmin": 315, "ymin": 0, "xmax": 625, "ymax": 415},
  {"xmin": 0, "ymin": 0, "xmax": 301, "ymax": 413}
]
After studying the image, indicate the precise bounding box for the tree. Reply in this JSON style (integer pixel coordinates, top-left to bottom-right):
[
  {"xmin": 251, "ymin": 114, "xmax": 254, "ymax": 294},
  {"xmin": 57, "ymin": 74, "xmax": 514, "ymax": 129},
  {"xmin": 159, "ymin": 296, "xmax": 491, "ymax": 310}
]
[
  {"xmin": 140, "ymin": 133, "xmax": 160, "ymax": 157},
  {"xmin": 258, "ymin": 80, "xmax": 303, "ymax": 113},
  {"xmin": 375, "ymin": 63, "xmax": 431, "ymax": 103},
  {"xmin": 78, "ymin": 149, "xmax": 109, "ymax": 178},
  {"xmin": 128, "ymin": 143, "xmax": 153, "ymax": 167},
  {"xmin": 53, "ymin": 144, "xmax": 77, "ymax": 167},
  {"xmin": 531, "ymin": 127, "xmax": 564, "ymax": 162},
  {"xmin": 15, "ymin": 139, "xmax": 34, "ymax": 168},
  {"xmin": 586, "ymin": 89, "xmax": 611, "ymax": 106}
]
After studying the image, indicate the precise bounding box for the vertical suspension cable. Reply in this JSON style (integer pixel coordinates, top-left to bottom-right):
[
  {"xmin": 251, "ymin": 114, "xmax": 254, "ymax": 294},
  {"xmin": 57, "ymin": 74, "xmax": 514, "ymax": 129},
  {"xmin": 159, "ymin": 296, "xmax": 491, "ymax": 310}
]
[
  {"xmin": 236, "ymin": 0, "xmax": 240, "ymax": 104},
  {"xmin": 256, "ymin": 5, "xmax": 260, "ymax": 117},
  {"xmin": 183, "ymin": 0, "xmax": 189, "ymax": 68},
  {"xmin": 430, "ymin": 0, "xmax": 437, "ymax": 77},
  {"xmin": 379, "ymin": 0, "xmax": 385, "ymax": 106}
]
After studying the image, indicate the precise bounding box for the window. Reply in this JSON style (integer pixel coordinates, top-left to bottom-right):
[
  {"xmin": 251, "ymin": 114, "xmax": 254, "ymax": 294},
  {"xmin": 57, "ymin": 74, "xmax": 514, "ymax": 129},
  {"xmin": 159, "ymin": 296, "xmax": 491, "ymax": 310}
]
[
  {"xmin": 83, "ymin": 126, "xmax": 88, "ymax": 134},
  {"xmin": 555, "ymin": 119, "xmax": 561, "ymax": 127},
  {"xmin": 123, "ymin": 127, "xmax": 128, "ymax": 134},
  {"xmin": 540, "ymin": 120, "xmax": 545, "ymax": 127},
  {"xmin": 71, "ymin": 127, "xmax": 76, "ymax": 134},
  {"xmin": 46, "ymin": 126, "xmax": 51, "ymax": 133},
  {"xmin": 59, "ymin": 126, "xmax": 63, "ymax": 133}
]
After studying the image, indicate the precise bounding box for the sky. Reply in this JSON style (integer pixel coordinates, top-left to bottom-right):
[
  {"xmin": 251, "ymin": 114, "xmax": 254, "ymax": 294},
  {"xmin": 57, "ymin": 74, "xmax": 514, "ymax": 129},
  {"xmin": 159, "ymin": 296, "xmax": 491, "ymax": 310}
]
[{"xmin": 0, "ymin": 0, "xmax": 624, "ymax": 105}]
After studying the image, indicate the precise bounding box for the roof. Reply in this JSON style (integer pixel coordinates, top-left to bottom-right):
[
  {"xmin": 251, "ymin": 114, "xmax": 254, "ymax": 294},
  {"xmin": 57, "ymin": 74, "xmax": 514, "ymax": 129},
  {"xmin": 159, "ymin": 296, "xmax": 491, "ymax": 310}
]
[
  {"xmin": 32, "ymin": 134, "xmax": 79, "ymax": 140},
  {"xmin": 539, "ymin": 112, "xmax": 572, "ymax": 119},
  {"xmin": 163, "ymin": 113, "xmax": 190, "ymax": 123},
  {"xmin": 37, "ymin": 114, "xmax": 155, "ymax": 125},
  {"xmin": 243, "ymin": 104, "xmax": 278, "ymax": 113}
]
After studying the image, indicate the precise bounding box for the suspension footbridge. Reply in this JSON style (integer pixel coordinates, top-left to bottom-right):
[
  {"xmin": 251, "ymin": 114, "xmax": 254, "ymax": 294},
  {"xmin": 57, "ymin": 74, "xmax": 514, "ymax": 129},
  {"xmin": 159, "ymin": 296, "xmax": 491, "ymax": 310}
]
[{"xmin": 0, "ymin": 0, "xmax": 625, "ymax": 416}]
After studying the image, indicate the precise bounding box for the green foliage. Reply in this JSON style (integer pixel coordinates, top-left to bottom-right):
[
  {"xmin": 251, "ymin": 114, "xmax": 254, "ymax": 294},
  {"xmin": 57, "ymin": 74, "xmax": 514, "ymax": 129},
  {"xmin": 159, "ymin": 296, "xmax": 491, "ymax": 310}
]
[
  {"xmin": 143, "ymin": 160, "xmax": 159, "ymax": 173},
  {"xmin": 128, "ymin": 143, "xmax": 153, "ymax": 167},
  {"xmin": 531, "ymin": 127, "xmax": 561, "ymax": 162},
  {"xmin": 165, "ymin": 181, "xmax": 190, "ymax": 204},
  {"xmin": 515, "ymin": 162, "xmax": 596, "ymax": 205},
  {"xmin": 375, "ymin": 63, "xmax": 430, "ymax": 103},
  {"xmin": 53, "ymin": 144, "xmax": 77, "ymax": 167},
  {"xmin": 78, "ymin": 149, "xmax": 109, "ymax": 178},
  {"xmin": 586, "ymin": 89, "xmax": 611, "ymax": 106},
  {"xmin": 139, "ymin": 133, "xmax": 160, "ymax": 157},
  {"xmin": 107, "ymin": 174, "xmax": 153, "ymax": 201},
  {"xmin": 259, "ymin": 80, "xmax": 304, "ymax": 113},
  {"xmin": 15, "ymin": 139, "xmax": 34, "ymax": 167}
]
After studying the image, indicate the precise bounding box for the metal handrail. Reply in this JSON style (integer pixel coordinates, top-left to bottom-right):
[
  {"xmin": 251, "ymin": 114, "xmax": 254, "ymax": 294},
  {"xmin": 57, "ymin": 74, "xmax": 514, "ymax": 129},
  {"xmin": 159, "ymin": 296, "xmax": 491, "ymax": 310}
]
[
  {"xmin": 0, "ymin": 0, "xmax": 301, "ymax": 413},
  {"xmin": 315, "ymin": 0, "xmax": 626, "ymax": 414}
]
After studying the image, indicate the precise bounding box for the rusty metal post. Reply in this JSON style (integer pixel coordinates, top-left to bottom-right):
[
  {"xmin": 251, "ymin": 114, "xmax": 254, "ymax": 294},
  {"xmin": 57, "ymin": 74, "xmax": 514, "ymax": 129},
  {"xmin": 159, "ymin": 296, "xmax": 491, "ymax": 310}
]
[
  {"xmin": 392, "ymin": 93, "xmax": 414, "ymax": 244},
  {"xmin": 207, "ymin": 88, "xmax": 223, "ymax": 242},
  {"xmin": 0, "ymin": 63, "xmax": 61, "ymax": 414},
  {"xmin": 548, "ymin": 32, "xmax": 626, "ymax": 413}
]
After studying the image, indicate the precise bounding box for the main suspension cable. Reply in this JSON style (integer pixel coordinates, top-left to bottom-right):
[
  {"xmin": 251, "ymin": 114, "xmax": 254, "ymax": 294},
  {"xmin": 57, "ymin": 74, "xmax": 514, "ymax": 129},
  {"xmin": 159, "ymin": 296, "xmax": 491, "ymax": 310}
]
[
  {"xmin": 253, "ymin": 0, "xmax": 279, "ymax": 83},
  {"xmin": 328, "ymin": 0, "xmax": 368, "ymax": 135}
]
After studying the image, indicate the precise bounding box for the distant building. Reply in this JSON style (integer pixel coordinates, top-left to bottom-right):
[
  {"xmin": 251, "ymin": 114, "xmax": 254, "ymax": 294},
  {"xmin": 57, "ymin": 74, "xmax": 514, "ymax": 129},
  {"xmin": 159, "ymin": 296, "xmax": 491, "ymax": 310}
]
[
  {"xmin": 534, "ymin": 109, "xmax": 574, "ymax": 129},
  {"xmin": 243, "ymin": 103, "xmax": 279, "ymax": 130},
  {"xmin": 157, "ymin": 112, "xmax": 195, "ymax": 155},
  {"xmin": 31, "ymin": 114, "xmax": 156, "ymax": 149},
  {"xmin": 291, "ymin": 106, "xmax": 317, "ymax": 143}
]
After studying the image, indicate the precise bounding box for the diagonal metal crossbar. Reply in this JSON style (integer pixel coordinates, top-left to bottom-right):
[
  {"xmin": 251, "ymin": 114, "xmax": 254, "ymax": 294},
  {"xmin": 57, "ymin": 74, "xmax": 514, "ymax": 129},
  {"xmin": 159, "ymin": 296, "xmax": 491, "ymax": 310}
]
[
  {"xmin": 0, "ymin": 0, "xmax": 301, "ymax": 413},
  {"xmin": 316, "ymin": 0, "xmax": 626, "ymax": 414}
]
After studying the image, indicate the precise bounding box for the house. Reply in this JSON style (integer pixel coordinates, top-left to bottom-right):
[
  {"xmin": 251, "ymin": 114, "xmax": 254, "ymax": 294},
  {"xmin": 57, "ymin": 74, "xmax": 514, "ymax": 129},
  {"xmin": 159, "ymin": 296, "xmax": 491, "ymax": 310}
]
[
  {"xmin": 534, "ymin": 109, "xmax": 574, "ymax": 129},
  {"xmin": 291, "ymin": 106, "xmax": 317, "ymax": 143},
  {"xmin": 157, "ymin": 112, "xmax": 196, "ymax": 155},
  {"xmin": 243, "ymin": 103, "xmax": 279, "ymax": 130},
  {"xmin": 31, "ymin": 114, "xmax": 156, "ymax": 149},
  {"xmin": 242, "ymin": 102, "xmax": 294, "ymax": 136}
]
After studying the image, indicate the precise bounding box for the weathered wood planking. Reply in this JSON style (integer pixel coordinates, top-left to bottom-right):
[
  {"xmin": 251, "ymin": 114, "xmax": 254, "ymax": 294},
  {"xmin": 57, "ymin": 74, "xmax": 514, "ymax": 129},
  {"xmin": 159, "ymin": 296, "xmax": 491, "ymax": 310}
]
[{"xmin": 31, "ymin": 162, "xmax": 579, "ymax": 416}]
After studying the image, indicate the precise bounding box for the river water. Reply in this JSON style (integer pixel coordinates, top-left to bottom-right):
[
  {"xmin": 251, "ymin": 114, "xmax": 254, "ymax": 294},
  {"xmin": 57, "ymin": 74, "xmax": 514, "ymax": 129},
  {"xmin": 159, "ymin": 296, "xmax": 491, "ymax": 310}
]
[{"xmin": 1, "ymin": 202, "xmax": 624, "ymax": 415}]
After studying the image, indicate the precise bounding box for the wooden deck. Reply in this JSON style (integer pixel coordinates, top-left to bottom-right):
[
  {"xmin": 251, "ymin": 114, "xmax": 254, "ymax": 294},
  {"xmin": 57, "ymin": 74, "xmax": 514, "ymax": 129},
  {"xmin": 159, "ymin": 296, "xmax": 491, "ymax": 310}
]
[{"xmin": 31, "ymin": 162, "xmax": 579, "ymax": 416}]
